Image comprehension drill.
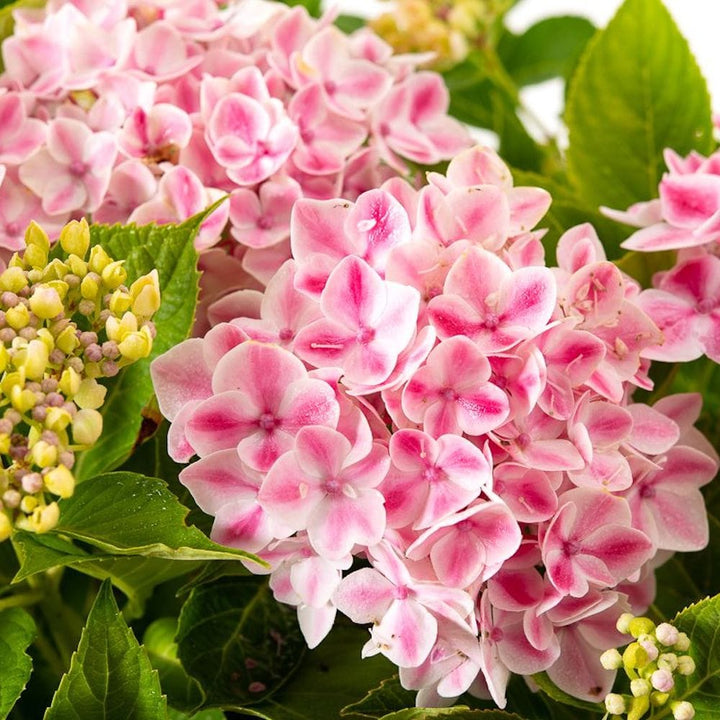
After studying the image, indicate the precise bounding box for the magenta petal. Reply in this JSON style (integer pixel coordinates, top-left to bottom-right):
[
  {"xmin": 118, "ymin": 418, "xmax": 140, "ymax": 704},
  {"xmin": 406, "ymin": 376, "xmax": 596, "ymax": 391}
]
[{"xmin": 185, "ymin": 391, "xmax": 257, "ymax": 457}]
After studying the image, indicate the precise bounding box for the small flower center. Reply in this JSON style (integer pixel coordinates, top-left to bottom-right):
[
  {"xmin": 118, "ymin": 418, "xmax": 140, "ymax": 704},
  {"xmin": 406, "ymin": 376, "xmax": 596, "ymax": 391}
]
[
  {"xmin": 393, "ymin": 585, "xmax": 410, "ymax": 600},
  {"xmin": 356, "ymin": 326, "xmax": 375, "ymax": 345},
  {"xmin": 5, "ymin": 222, "xmax": 20, "ymax": 237},
  {"xmin": 490, "ymin": 627, "xmax": 504, "ymax": 642},
  {"xmin": 456, "ymin": 519, "xmax": 473, "ymax": 533},
  {"xmin": 69, "ymin": 161, "xmax": 87, "ymax": 177},
  {"xmin": 324, "ymin": 80, "xmax": 337, "ymax": 95},
  {"xmin": 516, "ymin": 433, "xmax": 532, "ymax": 450},
  {"xmin": 482, "ymin": 313, "xmax": 500, "ymax": 329},
  {"xmin": 423, "ymin": 465, "xmax": 444, "ymax": 483},
  {"xmin": 562, "ymin": 539, "xmax": 581, "ymax": 557},
  {"xmin": 258, "ymin": 413, "xmax": 277, "ymax": 432},
  {"xmin": 324, "ymin": 477, "xmax": 342, "ymax": 494},
  {"xmin": 278, "ymin": 327, "xmax": 294, "ymax": 342},
  {"xmin": 256, "ymin": 215, "xmax": 273, "ymax": 230},
  {"xmin": 639, "ymin": 483, "xmax": 656, "ymax": 499},
  {"xmin": 697, "ymin": 297, "xmax": 718, "ymax": 314},
  {"xmin": 440, "ymin": 387, "xmax": 457, "ymax": 401}
]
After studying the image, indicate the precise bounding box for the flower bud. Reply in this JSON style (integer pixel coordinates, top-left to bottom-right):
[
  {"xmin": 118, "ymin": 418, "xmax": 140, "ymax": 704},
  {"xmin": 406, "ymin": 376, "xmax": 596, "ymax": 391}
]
[
  {"xmin": 31, "ymin": 440, "xmax": 58, "ymax": 468},
  {"xmin": 44, "ymin": 407, "xmax": 72, "ymax": 433},
  {"xmin": 88, "ymin": 245, "xmax": 112, "ymax": 274},
  {"xmin": 101, "ymin": 260, "xmax": 127, "ymax": 290},
  {"xmin": 623, "ymin": 642, "xmax": 649, "ymax": 670},
  {"xmin": 20, "ymin": 495, "xmax": 37, "ymax": 514},
  {"xmin": 650, "ymin": 691, "xmax": 670, "ymax": 707},
  {"xmin": 106, "ymin": 311, "xmax": 137, "ymax": 342},
  {"xmin": 59, "ymin": 218, "xmax": 90, "ymax": 258},
  {"xmin": 672, "ymin": 701, "xmax": 695, "ymax": 720},
  {"xmin": 72, "ymin": 409, "xmax": 103, "ymax": 445},
  {"xmin": 74, "ymin": 378, "xmax": 107, "ymax": 410},
  {"xmin": 638, "ymin": 636, "xmax": 659, "ymax": 661},
  {"xmin": 23, "ymin": 243, "xmax": 47, "ymax": 269},
  {"xmin": 651, "ymin": 668, "xmax": 674, "ymax": 693},
  {"xmin": 0, "ymin": 345, "xmax": 8, "ymax": 374},
  {"xmin": 25, "ymin": 220, "xmax": 50, "ymax": 252},
  {"xmin": 5, "ymin": 303, "xmax": 30, "ymax": 330},
  {"xmin": 21, "ymin": 338, "xmax": 50, "ymax": 380},
  {"xmin": 44, "ymin": 465, "xmax": 75, "ymax": 499},
  {"xmin": 59, "ymin": 367, "xmax": 81, "ymax": 397},
  {"xmin": 605, "ymin": 694, "xmax": 626, "ymax": 715},
  {"xmin": 630, "ymin": 678, "xmax": 651, "ymax": 697},
  {"xmin": 655, "ymin": 623, "xmax": 679, "ymax": 646},
  {"xmin": 67, "ymin": 254, "xmax": 88, "ymax": 278},
  {"xmin": 674, "ymin": 632, "xmax": 690, "ymax": 652},
  {"xmin": 80, "ymin": 273, "xmax": 101, "ymax": 300},
  {"xmin": 109, "ymin": 289, "xmax": 132, "ymax": 315},
  {"xmin": 55, "ymin": 325, "xmax": 80, "ymax": 354},
  {"xmin": 118, "ymin": 328, "xmax": 152, "ymax": 360},
  {"xmin": 0, "ymin": 266, "xmax": 28, "ymax": 293},
  {"xmin": 130, "ymin": 269, "xmax": 160, "ymax": 318},
  {"xmin": 27, "ymin": 502, "xmax": 60, "ymax": 533},
  {"xmin": 10, "ymin": 386, "xmax": 37, "ymax": 414},
  {"xmin": 600, "ymin": 648, "xmax": 623, "ymax": 670},
  {"xmin": 0, "ymin": 513, "xmax": 11, "ymax": 542},
  {"xmin": 657, "ymin": 653, "xmax": 678, "ymax": 671},
  {"xmin": 628, "ymin": 694, "xmax": 650, "ymax": 720},
  {"xmin": 628, "ymin": 617, "xmax": 655, "ymax": 638},
  {"xmin": 677, "ymin": 655, "xmax": 696, "ymax": 675},
  {"xmin": 41, "ymin": 260, "xmax": 70, "ymax": 283}
]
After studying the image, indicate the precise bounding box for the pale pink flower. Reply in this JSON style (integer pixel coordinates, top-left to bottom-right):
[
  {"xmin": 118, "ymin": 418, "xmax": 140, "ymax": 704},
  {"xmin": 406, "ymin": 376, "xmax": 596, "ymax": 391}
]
[
  {"xmin": 118, "ymin": 103, "xmax": 192, "ymax": 159},
  {"xmin": 0, "ymin": 93, "xmax": 46, "ymax": 164}
]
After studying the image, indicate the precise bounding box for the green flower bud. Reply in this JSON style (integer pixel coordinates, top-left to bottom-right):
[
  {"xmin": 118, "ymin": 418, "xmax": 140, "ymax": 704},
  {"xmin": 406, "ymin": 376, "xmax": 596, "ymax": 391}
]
[
  {"xmin": 605, "ymin": 694, "xmax": 626, "ymax": 715},
  {"xmin": 0, "ymin": 434, "xmax": 10, "ymax": 455},
  {"xmin": 677, "ymin": 655, "xmax": 696, "ymax": 675},
  {"xmin": 1, "ymin": 371, "xmax": 25, "ymax": 395},
  {"xmin": 130, "ymin": 269, "xmax": 160, "ymax": 318},
  {"xmin": 628, "ymin": 617, "xmax": 656, "ymax": 638},
  {"xmin": 627, "ymin": 694, "xmax": 650, "ymax": 720},
  {"xmin": 74, "ymin": 378, "xmax": 107, "ymax": 410},
  {"xmin": 630, "ymin": 678, "xmax": 651, "ymax": 697},
  {"xmin": 10, "ymin": 385, "xmax": 37, "ymax": 413},
  {"xmin": 55, "ymin": 325, "xmax": 79, "ymax": 355},
  {"xmin": 32, "ymin": 440, "xmax": 58, "ymax": 468},
  {"xmin": 623, "ymin": 642, "xmax": 649, "ymax": 671},
  {"xmin": 36, "ymin": 328, "xmax": 55, "ymax": 352},
  {"xmin": 657, "ymin": 653, "xmax": 678, "ymax": 672},
  {"xmin": 59, "ymin": 218, "xmax": 90, "ymax": 258},
  {"xmin": 674, "ymin": 633, "xmax": 690, "ymax": 652},
  {"xmin": 600, "ymin": 648, "xmax": 623, "ymax": 670},
  {"xmin": 41, "ymin": 259, "xmax": 70, "ymax": 282},
  {"xmin": 29, "ymin": 285, "xmax": 64, "ymax": 320},
  {"xmin": 5, "ymin": 303, "xmax": 30, "ymax": 330},
  {"xmin": 20, "ymin": 495, "xmax": 38, "ymax": 514},
  {"xmin": 0, "ymin": 266, "xmax": 28, "ymax": 293},
  {"xmin": 88, "ymin": 245, "xmax": 112, "ymax": 274},
  {"xmin": 101, "ymin": 260, "xmax": 127, "ymax": 290},
  {"xmin": 72, "ymin": 408, "xmax": 103, "ymax": 445},
  {"xmin": 0, "ymin": 345, "xmax": 8, "ymax": 374},
  {"xmin": 25, "ymin": 220, "xmax": 50, "ymax": 252},
  {"xmin": 650, "ymin": 691, "xmax": 670, "ymax": 707},
  {"xmin": 44, "ymin": 465, "xmax": 75, "ymax": 499},
  {"xmin": 23, "ymin": 243, "xmax": 47, "ymax": 269}
]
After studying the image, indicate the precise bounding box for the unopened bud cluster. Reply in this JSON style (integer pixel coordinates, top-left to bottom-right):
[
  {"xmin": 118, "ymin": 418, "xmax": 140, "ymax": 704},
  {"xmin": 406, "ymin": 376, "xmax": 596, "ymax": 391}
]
[
  {"xmin": 370, "ymin": 0, "xmax": 513, "ymax": 68},
  {"xmin": 602, "ymin": 615, "xmax": 696, "ymax": 720},
  {"xmin": 0, "ymin": 220, "xmax": 160, "ymax": 538}
]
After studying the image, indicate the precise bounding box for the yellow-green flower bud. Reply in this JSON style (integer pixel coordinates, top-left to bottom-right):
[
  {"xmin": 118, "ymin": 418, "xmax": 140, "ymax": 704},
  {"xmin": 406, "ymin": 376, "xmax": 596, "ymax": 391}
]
[
  {"xmin": 55, "ymin": 325, "xmax": 79, "ymax": 354},
  {"xmin": 650, "ymin": 691, "xmax": 670, "ymax": 707},
  {"xmin": 0, "ymin": 345, "xmax": 8, "ymax": 374},
  {"xmin": 671, "ymin": 700, "xmax": 696, "ymax": 720},
  {"xmin": 59, "ymin": 367, "xmax": 81, "ymax": 397},
  {"xmin": 117, "ymin": 327, "xmax": 152, "ymax": 360},
  {"xmin": 22, "ymin": 339, "xmax": 50, "ymax": 380},
  {"xmin": 630, "ymin": 678, "xmax": 651, "ymax": 697},
  {"xmin": 677, "ymin": 655, "xmax": 696, "ymax": 675},
  {"xmin": 629, "ymin": 617, "xmax": 656, "ymax": 638},
  {"xmin": 80, "ymin": 273, "xmax": 101, "ymax": 300},
  {"xmin": 10, "ymin": 385, "xmax": 37, "ymax": 413},
  {"xmin": 0, "ymin": 513, "xmax": 11, "ymax": 542},
  {"xmin": 604, "ymin": 694, "xmax": 626, "ymax": 715},
  {"xmin": 25, "ymin": 220, "xmax": 50, "ymax": 252},
  {"xmin": 74, "ymin": 378, "xmax": 107, "ymax": 410},
  {"xmin": 44, "ymin": 465, "xmax": 75, "ymax": 499},
  {"xmin": 32, "ymin": 440, "xmax": 58, "ymax": 468},
  {"xmin": 623, "ymin": 642, "xmax": 649, "ymax": 671},
  {"xmin": 627, "ymin": 694, "xmax": 650, "ymax": 720},
  {"xmin": 0, "ymin": 266, "xmax": 28, "ymax": 293},
  {"xmin": 600, "ymin": 648, "xmax": 623, "ymax": 670},
  {"xmin": 109, "ymin": 289, "xmax": 132, "ymax": 315},
  {"xmin": 67, "ymin": 254, "xmax": 88, "ymax": 278},
  {"xmin": 28, "ymin": 502, "xmax": 60, "ymax": 534},
  {"xmin": 5, "ymin": 303, "xmax": 30, "ymax": 330},
  {"xmin": 130, "ymin": 269, "xmax": 161, "ymax": 318},
  {"xmin": 88, "ymin": 245, "xmax": 112, "ymax": 274},
  {"xmin": 45, "ymin": 407, "xmax": 72, "ymax": 433},
  {"xmin": 101, "ymin": 260, "xmax": 127, "ymax": 290},
  {"xmin": 20, "ymin": 495, "xmax": 38, "ymax": 514},
  {"xmin": 36, "ymin": 328, "xmax": 55, "ymax": 353},
  {"xmin": 674, "ymin": 632, "xmax": 690, "ymax": 652},
  {"xmin": 29, "ymin": 285, "xmax": 64, "ymax": 320},
  {"xmin": 59, "ymin": 218, "xmax": 90, "ymax": 258},
  {"xmin": 106, "ymin": 311, "xmax": 137, "ymax": 342},
  {"xmin": 41, "ymin": 259, "xmax": 69, "ymax": 282},
  {"xmin": 657, "ymin": 653, "xmax": 678, "ymax": 671},
  {"xmin": 72, "ymin": 408, "xmax": 103, "ymax": 445},
  {"xmin": 1, "ymin": 370, "xmax": 25, "ymax": 395},
  {"xmin": 23, "ymin": 243, "xmax": 47, "ymax": 269},
  {"xmin": 46, "ymin": 279, "xmax": 69, "ymax": 300},
  {"xmin": 0, "ymin": 434, "xmax": 10, "ymax": 455}
]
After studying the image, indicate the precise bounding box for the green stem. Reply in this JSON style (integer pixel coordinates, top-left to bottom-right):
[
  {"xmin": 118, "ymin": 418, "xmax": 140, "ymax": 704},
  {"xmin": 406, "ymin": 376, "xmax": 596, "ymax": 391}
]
[{"xmin": 0, "ymin": 590, "xmax": 43, "ymax": 611}]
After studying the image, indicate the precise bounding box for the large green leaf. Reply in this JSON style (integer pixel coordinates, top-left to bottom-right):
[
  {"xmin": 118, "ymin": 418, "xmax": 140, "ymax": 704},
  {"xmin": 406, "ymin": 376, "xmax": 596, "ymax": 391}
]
[
  {"xmin": 498, "ymin": 16, "xmax": 596, "ymax": 86},
  {"xmin": 378, "ymin": 710, "xmax": 526, "ymax": 720},
  {"xmin": 55, "ymin": 471, "xmax": 262, "ymax": 564},
  {"xmin": 0, "ymin": 608, "xmax": 35, "ymax": 719},
  {"xmin": 12, "ymin": 532, "xmax": 105, "ymax": 582},
  {"xmin": 74, "ymin": 214, "xmax": 205, "ymax": 482},
  {"xmin": 565, "ymin": 0, "xmax": 713, "ymax": 210},
  {"xmin": 144, "ymin": 618, "xmax": 204, "ymax": 713},
  {"xmin": 176, "ymin": 577, "xmax": 305, "ymax": 709},
  {"xmin": 236, "ymin": 622, "xmax": 395, "ymax": 720},
  {"xmin": 45, "ymin": 580, "xmax": 167, "ymax": 720},
  {"xmin": 531, "ymin": 673, "xmax": 604, "ymax": 714},
  {"xmin": 660, "ymin": 594, "xmax": 720, "ymax": 718},
  {"xmin": 168, "ymin": 710, "xmax": 225, "ymax": 720},
  {"xmin": 341, "ymin": 676, "xmax": 415, "ymax": 719}
]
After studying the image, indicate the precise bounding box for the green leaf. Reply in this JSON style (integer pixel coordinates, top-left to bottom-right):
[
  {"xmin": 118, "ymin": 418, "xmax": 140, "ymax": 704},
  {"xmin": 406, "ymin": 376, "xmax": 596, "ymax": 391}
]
[
  {"xmin": 54, "ymin": 471, "xmax": 262, "ymax": 565},
  {"xmin": 144, "ymin": 618, "xmax": 204, "ymax": 713},
  {"xmin": 378, "ymin": 710, "xmax": 526, "ymax": 720},
  {"xmin": 45, "ymin": 580, "xmax": 167, "ymax": 720},
  {"xmin": 565, "ymin": 0, "xmax": 713, "ymax": 210},
  {"xmin": 665, "ymin": 594, "xmax": 720, "ymax": 718},
  {"xmin": 74, "ymin": 213, "xmax": 207, "ymax": 482},
  {"xmin": 236, "ymin": 622, "xmax": 395, "ymax": 720},
  {"xmin": 531, "ymin": 673, "xmax": 604, "ymax": 713},
  {"xmin": 341, "ymin": 676, "xmax": 415, "ymax": 718},
  {"xmin": 334, "ymin": 14, "xmax": 364, "ymax": 34},
  {"xmin": 168, "ymin": 710, "xmax": 225, "ymax": 720},
  {"xmin": 176, "ymin": 577, "xmax": 305, "ymax": 709},
  {"xmin": 11, "ymin": 532, "xmax": 103, "ymax": 582},
  {"xmin": 276, "ymin": 0, "xmax": 320, "ymax": 17},
  {"xmin": 0, "ymin": 608, "xmax": 36, "ymax": 719},
  {"xmin": 498, "ymin": 16, "xmax": 596, "ymax": 86}
]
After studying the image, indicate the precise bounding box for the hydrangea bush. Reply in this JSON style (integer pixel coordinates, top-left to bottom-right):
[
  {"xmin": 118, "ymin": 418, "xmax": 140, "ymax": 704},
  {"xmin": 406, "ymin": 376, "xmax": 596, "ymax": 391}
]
[{"xmin": 0, "ymin": 1, "xmax": 717, "ymax": 720}]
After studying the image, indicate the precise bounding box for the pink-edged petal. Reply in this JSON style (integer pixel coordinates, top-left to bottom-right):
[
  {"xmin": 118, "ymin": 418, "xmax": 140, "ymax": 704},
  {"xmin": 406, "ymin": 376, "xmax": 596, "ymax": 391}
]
[
  {"xmin": 291, "ymin": 556, "xmax": 340, "ymax": 608},
  {"xmin": 659, "ymin": 173, "xmax": 720, "ymax": 228},
  {"xmin": 211, "ymin": 499, "xmax": 275, "ymax": 552},
  {"xmin": 333, "ymin": 567, "xmax": 395, "ymax": 623},
  {"xmin": 293, "ymin": 425, "xmax": 351, "ymax": 479},
  {"xmin": 627, "ymin": 403, "xmax": 680, "ymax": 455},
  {"xmin": 297, "ymin": 603, "xmax": 336, "ymax": 649},
  {"xmin": 621, "ymin": 223, "xmax": 704, "ymax": 252},
  {"xmin": 373, "ymin": 598, "xmax": 437, "ymax": 667}
]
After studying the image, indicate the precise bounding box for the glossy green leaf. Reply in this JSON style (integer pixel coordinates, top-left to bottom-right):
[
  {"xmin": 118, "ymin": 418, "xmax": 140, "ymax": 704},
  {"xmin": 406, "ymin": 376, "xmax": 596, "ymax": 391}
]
[
  {"xmin": 176, "ymin": 577, "xmax": 305, "ymax": 709},
  {"xmin": 144, "ymin": 618, "xmax": 204, "ymax": 713},
  {"xmin": 45, "ymin": 580, "xmax": 167, "ymax": 720},
  {"xmin": 168, "ymin": 710, "xmax": 225, "ymax": 720},
  {"xmin": 74, "ymin": 212, "xmax": 207, "ymax": 482},
  {"xmin": 237, "ymin": 622, "xmax": 395, "ymax": 720},
  {"xmin": 498, "ymin": 16, "xmax": 596, "ymax": 86},
  {"xmin": 565, "ymin": 0, "xmax": 713, "ymax": 210},
  {"xmin": 341, "ymin": 676, "xmax": 415, "ymax": 718},
  {"xmin": 665, "ymin": 594, "xmax": 720, "ymax": 718},
  {"xmin": 0, "ymin": 608, "xmax": 36, "ymax": 719},
  {"xmin": 531, "ymin": 673, "xmax": 605, "ymax": 713},
  {"xmin": 378, "ymin": 710, "xmax": 526, "ymax": 720},
  {"xmin": 11, "ymin": 532, "xmax": 104, "ymax": 582},
  {"xmin": 55, "ymin": 471, "xmax": 263, "ymax": 565}
]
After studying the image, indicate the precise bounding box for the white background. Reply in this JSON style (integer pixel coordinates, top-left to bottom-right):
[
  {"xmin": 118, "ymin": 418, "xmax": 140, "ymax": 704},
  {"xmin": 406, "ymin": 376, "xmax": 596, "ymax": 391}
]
[{"xmin": 330, "ymin": 0, "xmax": 720, "ymax": 140}]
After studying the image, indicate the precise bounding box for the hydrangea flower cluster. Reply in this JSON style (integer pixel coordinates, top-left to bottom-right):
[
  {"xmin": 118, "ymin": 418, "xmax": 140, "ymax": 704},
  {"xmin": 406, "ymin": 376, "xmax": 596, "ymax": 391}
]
[
  {"xmin": 0, "ymin": 219, "xmax": 159, "ymax": 538},
  {"xmin": 602, "ymin": 615, "xmax": 697, "ymax": 720},
  {"xmin": 608, "ymin": 147, "xmax": 720, "ymax": 364},
  {"xmin": 151, "ymin": 146, "xmax": 718, "ymax": 708},
  {"xmin": 0, "ymin": 0, "xmax": 470, "ymax": 329}
]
